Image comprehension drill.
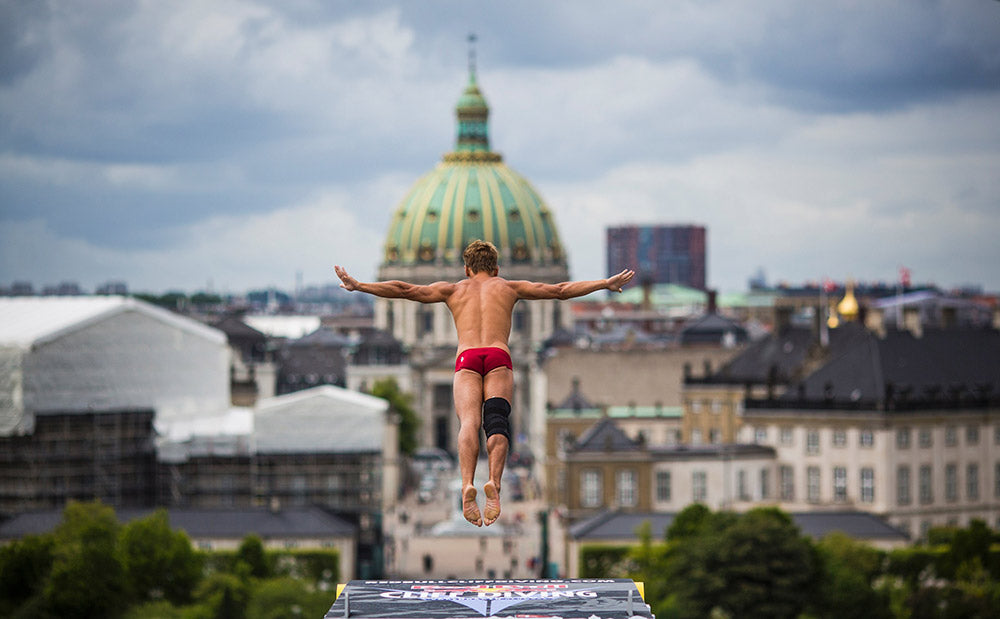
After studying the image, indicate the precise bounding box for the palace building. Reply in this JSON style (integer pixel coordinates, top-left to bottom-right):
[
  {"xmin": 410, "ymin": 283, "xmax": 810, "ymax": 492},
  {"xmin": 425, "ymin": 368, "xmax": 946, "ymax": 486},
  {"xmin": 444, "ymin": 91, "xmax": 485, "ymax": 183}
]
[{"xmin": 374, "ymin": 60, "xmax": 572, "ymax": 459}]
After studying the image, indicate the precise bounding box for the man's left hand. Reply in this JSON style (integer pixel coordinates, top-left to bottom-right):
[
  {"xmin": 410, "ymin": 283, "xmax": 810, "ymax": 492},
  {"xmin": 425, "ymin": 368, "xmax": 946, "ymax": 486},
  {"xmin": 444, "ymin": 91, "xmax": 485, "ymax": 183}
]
[{"xmin": 335, "ymin": 265, "xmax": 359, "ymax": 291}]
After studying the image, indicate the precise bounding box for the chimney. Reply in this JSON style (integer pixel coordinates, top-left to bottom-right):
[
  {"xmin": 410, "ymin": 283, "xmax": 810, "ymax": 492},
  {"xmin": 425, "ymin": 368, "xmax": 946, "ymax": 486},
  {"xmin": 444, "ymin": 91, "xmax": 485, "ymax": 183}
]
[
  {"xmin": 641, "ymin": 279, "xmax": 653, "ymax": 311},
  {"xmin": 903, "ymin": 306, "xmax": 923, "ymax": 338},
  {"xmin": 903, "ymin": 307, "xmax": 924, "ymax": 338},
  {"xmin": 865, "ymin": 307, "xmax": 886, "ymax": 338},
  {"xmin": 707, "ymin": 289, "xmax": 718, "ymax": 315},
  {"xmin": 774, "ymin": 306, "xmax": 793, "ymax": 333}
]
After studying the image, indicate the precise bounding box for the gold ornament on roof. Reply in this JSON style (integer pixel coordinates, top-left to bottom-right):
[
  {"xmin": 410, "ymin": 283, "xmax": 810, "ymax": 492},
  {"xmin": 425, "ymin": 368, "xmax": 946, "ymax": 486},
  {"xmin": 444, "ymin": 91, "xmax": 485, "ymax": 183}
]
[{"xmin": 837, "ymin": 280, "xmax": 859, "ymax": 321}]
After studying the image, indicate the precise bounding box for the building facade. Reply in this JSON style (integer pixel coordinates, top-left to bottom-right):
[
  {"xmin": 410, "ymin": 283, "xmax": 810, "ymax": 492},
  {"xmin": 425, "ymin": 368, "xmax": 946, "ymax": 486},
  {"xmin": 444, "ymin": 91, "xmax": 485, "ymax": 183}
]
[
  {"xmin": 688, "ymin": 317, "xmax": 1000, "ymax": 538},
  {"xmin": 373, "ymin": 63, "xmax": 572, "ymax": 460},
  {"xmin": 606, "ymin": 225, "xmax": 707, "ymax": 291}
]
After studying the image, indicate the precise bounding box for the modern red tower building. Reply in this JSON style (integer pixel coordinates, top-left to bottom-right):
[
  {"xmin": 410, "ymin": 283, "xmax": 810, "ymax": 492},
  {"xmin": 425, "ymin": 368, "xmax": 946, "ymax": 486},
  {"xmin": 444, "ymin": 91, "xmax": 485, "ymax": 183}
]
[{"xmin": 606, "ymin": 224, "xmax": 707, "ymax": 290}]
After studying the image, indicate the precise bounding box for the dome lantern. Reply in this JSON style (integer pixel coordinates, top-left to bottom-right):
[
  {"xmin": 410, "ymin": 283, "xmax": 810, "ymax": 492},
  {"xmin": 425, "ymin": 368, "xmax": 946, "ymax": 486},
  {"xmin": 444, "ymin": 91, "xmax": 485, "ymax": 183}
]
[
  {"xmin": 453, "ymin": 34, "xmax": 492, "ymax": 155},
  {"xmin": 379, "ymin": 42, "xmax": 568, "ymax": 282}
]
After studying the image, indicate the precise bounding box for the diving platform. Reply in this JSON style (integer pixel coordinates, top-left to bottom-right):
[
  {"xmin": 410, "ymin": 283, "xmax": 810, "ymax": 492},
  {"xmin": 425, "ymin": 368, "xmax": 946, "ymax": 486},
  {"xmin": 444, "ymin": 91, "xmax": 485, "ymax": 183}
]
[{"xmin": 325, "ymin": 579, "xmax": 652, "ymax": 619}]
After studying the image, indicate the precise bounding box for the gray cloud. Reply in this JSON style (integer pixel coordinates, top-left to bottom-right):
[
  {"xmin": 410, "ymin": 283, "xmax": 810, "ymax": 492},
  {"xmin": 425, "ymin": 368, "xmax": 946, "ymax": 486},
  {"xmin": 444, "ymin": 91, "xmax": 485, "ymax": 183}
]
[{"xmin": 1, "ymin": 0, "xmax": 998, "ymax": 293}]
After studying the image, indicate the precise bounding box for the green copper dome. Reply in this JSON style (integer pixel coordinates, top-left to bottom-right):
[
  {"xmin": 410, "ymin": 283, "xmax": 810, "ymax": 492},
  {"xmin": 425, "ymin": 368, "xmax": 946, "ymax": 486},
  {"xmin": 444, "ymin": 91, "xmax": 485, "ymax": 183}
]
[{"xmin": 381, "ymin": 71, "xmax": 566, "ymax": 270}]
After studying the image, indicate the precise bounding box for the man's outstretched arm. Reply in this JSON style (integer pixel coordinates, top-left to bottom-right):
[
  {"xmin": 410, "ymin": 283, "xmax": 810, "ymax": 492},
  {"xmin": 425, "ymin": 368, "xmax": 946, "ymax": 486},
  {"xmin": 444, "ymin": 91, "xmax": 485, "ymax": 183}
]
[
  {"xmin": 509, "ymin": 268, "xmax": 635, "ymax": 300},
  {"xmin": 335, "ymin": 265, "xmax": 455, "ymax": 303}
]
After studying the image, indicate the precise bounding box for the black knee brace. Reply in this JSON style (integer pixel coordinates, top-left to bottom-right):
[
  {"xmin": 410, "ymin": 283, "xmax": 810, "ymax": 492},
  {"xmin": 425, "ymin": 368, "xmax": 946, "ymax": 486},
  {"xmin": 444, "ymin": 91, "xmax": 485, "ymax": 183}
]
[{"xmin": 483, "ymin": 397, "xmax": 512, "ymax": 445}]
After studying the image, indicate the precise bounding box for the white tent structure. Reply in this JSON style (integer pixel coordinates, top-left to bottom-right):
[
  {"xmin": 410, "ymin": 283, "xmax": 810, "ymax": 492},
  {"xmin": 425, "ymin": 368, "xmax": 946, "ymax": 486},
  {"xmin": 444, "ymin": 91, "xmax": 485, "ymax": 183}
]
[{"xmin": 0, "ymin": 296, "xmax": 229, "ymax": 435}]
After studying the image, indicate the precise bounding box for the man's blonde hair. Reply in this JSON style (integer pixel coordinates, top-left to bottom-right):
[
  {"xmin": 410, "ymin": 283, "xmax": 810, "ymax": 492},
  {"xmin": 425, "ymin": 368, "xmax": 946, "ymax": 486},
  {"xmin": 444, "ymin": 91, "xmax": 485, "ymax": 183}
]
[{"xmin": 463, "ymin": 240, "xmax": 499, "ymax": 274}]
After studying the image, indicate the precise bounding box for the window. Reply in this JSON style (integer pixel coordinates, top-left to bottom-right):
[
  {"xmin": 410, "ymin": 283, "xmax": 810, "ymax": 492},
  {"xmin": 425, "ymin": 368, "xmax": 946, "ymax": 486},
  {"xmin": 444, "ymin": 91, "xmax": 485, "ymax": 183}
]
[
  {"xmin": 692, "ymin": 471, "xmax": 707, "ymax": 502},
  {"xmin": 433, "ymin": 383, "xmax": 453, "ymax": 412},
  {"xmin": 513, "ymin": 308, "xmax": 528, "ymax": 333},
  {"xmin": 833, "ymin": 467, "xmax": 848, "ymax": 502},
  {"xmin": 581, "ymin": 470, "xmax": 603, "ymax": 508},
  {"xmin": 691, "ymin": 429, "xmax": 703, "ymax": 445},
  {"xmin": 754, "ymin": 427, "xmax": 767, "ymax": 444},
  {"xmin": 966, "ymin": 426, "xmax": 980, "ymax": 446},
  {"xmin": 709, "ymin": 429, "xmax": 721, "ymax": 444},
  {"xmin": 691, "ymin": 400, "xmax": 701, "ymax": 414},
  {"xmin": 897, "ymin": 465, "xmax": 911, "ymax": 505},
  {"xmin": 806, "ymin": 430, "xmax": 820, "ymax": 455},
  {"xmin": 616, "ymin": 469, "xmax": 637, "ymax": 507},
  {"xmin": 994, "ymin": 426, "xmax": 1000, "ymax": 445},
  {"xmin": 919, "ymin": 465, "xmax": 933, "ymax": 504},
  {"xmin": 780, "ymin": 466, "xmax": 795, "ymax": 501},
  {"xmin": 995, "ymin": 463, "xmax": 1000, "ymax": 498},
  {"xmin": 738, "ymin": 469, "xmax": 750, "ymax": 500},
  {"xmin": 945, "ymin": 426, "xmax": 958, "ymax": 447},
  {"xmin": 832, "ymin": 429, "xmax": 847, "ymax": 447},
  {"xmin": 760, "ymin": 468, "xmax": 771, "ymax": 499},
  {"xmin": 860, "ymin": 429, "xmax": 874, "ymax": 448},
  {"xmin": 967, "ymin": 463, "xmax": 979, "ymax": 500},
  {"xmin": 656, "ymin": 471, "xmax": 672, "ymax": 502},
  {"xmin": 945, "ymin": 463, "xmax": 958, "ymax": 502},
  {"xmin": 780, "ymin": 427, "xmax": 794, "ymax": 446},
  {"xmin": 861, "ymin": 468, "xmax": 875, "ymax": 503},
  {"xmin": 918, "ymin": 428, "xmax": 933, "ymax": 448},
  {"xmin": 421, "ymin": 309, "xmax": 434, "ymax": 336},
  {"xmin": 807, "ymin": 467, "xmax": 821, "ymax": 503},
  {"xmin": 896, "ymin": 427, "xmax": 911, "ymax": 449}
]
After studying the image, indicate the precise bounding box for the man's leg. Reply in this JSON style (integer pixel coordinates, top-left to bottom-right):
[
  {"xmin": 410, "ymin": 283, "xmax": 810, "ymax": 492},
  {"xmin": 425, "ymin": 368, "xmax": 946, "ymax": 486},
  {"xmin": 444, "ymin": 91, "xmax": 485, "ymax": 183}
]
[
  {"xmin": 482, "ymin": 367, "xmax": 514, "ymax": 526},
  {"xmin": 453, "ymin": 369, "xmax": 485, "ymax": 526}
]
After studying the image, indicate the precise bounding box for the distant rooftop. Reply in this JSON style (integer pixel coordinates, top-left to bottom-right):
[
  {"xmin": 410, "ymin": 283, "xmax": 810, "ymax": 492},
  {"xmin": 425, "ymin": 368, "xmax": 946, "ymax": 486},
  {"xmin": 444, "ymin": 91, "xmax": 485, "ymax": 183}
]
[
  {"xmin": 0, "ymin": 296, "xmax": 224, "ymax": 348},
  {"xmin": 0, "ymin": 506, "xmax": 356, "ymax": 540},
  {"xmin": 569, "ymin": 509, "xmax": 908, "ymax": 543}
]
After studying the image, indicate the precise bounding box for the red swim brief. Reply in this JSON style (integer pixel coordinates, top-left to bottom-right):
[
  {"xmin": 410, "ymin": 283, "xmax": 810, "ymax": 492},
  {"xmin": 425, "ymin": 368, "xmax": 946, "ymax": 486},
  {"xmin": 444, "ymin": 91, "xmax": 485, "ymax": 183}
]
[{"xmin": 455, "ymin": 347, "xmax": 513, "ymax": 376}]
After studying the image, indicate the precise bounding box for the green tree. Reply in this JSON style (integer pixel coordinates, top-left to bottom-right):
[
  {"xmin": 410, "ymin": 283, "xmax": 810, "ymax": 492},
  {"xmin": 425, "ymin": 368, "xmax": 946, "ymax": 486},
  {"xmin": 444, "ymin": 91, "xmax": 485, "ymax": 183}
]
[
  {"xmin": 120, "ymin": 509, "xmax": 204, "ymax": 604},
  {"xmin": 194, "ymin": 573, "xmax": 250, "ymax": 619},
  {"xmin": 246, "ymin": 577, "xmax": 334, "ymax": 619},
  {"xmin": 666, "ymin": 503, "xmax": 714, "ymax": 541},
  {"xmin": 0, "ymin": 533, "xmax": 55, "ymax": 614},
  {"xmin": 42, "ymin": 501, "xmax": 129, "ymax": 619},
  {"xmin": 939, "ymin": 519, "xmax": 996, "ymax": 580},
  {"xmin": 629, "ymin": 520, "xmax": 674, "ymax": 619},
  {"xmin": 237, "ymin": 534, "xmax": 271, "ymax": 579},
  {"xmin": 811, "ymin": 532, "xmax": 891, "ymax": 619},
  {"xmin": 370, "ymin": 378, "xmax": 420, "ymax": 457},
  {"xmin": 667, "ymin": 507, "xmax": 818, "ymax": 619}
]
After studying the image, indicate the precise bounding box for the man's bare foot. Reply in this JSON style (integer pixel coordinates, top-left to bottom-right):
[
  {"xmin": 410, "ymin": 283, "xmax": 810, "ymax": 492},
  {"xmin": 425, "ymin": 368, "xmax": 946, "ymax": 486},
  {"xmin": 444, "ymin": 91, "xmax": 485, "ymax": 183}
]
[
  {"xmin": 483, "ymin": 480, "xmax": 501, "ymax": 526},
  {"xmin": 462, "ymin": 485, "xmax": 482, "ymax": 527}
]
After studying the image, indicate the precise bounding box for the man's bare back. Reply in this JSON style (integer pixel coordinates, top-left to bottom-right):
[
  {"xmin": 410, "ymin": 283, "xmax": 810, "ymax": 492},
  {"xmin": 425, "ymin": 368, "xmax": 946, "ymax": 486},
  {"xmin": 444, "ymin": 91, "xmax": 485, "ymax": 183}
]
[
  {"xmin": 335, "ymin": 241, "xmax": 634, "ymax": 527},
  {"xmin": 446, "ymin": 274, "xmax": 519, "ymax": 355}
]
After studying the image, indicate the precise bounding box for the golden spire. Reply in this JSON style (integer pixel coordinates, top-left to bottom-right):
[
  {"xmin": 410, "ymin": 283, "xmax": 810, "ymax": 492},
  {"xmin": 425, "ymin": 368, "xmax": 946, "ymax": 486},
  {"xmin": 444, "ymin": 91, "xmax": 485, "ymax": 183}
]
[{"xmin": 837, "ymin": 280, "xmax": 859, "ymax": 321}]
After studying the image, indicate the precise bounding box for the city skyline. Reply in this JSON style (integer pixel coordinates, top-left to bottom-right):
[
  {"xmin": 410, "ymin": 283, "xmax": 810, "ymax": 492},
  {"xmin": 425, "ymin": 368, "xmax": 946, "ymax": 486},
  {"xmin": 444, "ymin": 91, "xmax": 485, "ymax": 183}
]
[{"xmin": 2, "ymin": 1, "xmax": 999, "ymax": 295}]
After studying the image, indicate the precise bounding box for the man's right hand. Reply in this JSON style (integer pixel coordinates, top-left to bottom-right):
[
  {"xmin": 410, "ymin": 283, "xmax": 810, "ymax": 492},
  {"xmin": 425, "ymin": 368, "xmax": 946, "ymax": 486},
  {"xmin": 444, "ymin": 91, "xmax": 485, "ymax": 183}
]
[{"xmin": 606, "ymin": 269, "xmax": 636, "ymax": 293}]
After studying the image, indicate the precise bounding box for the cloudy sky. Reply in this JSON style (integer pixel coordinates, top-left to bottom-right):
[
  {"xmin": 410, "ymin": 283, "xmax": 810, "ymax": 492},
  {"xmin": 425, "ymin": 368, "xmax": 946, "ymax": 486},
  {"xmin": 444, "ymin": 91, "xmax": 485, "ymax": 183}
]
[{"xmin": 2, "ymin": 0, "xmax": 999, "ymax": 295}]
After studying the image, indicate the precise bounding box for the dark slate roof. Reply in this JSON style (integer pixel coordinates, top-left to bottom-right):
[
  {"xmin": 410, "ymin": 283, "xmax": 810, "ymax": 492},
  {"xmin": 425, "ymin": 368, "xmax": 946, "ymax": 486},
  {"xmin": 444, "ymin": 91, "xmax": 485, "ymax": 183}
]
[
  {"xmin": 292, "ymin": 327, "xmax": 353, "ymax": 347},
  {"xmin": 211, "ymin": 315, "xmax": 267, "ymax": 340},
  {"xmin": 712, "ymin": 326, "xmax": 821, "ymax": 383},
  {"xmin": 647, "ymin": 443, "xmax": 776, "ymax": 461},
  {"xmin": 783, "ymin": 327, "xmax": 1000, "ymax": 407},
  {"xmin": 556, "ymin": 378, "xmax": 597, "ymax": 411},
  {"xmin": 573, "ymin": 418, "xmax": 642, "ymax": 452},
  {"xmin": 569, "ymin": 510, "xmax": 908, "ymax": 542},
  {"xmin": 792, "ymin": 511, "xmax": 908, "ymax": 541},
  {"xmin": 357, "ymin": 328, "xmax": 402, "ymax": 346},
  {"xmin": 0, "ymin": 507, "xmax": 356, "ymax": 540},
  {"xmin": 679, "ymin": 313, "xmax": 748, "ymax": 345},
  {"xmin": 544, "ymin": 327, "xmax": 577, "ymax": 348}
]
